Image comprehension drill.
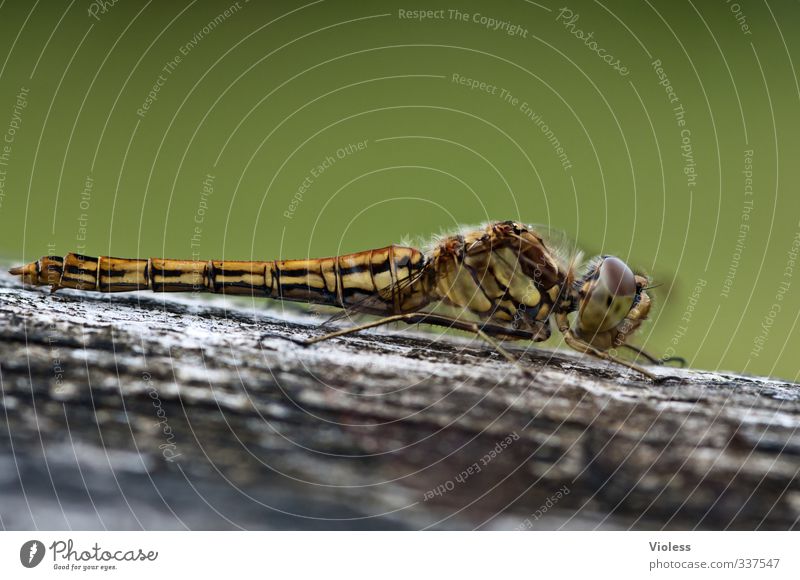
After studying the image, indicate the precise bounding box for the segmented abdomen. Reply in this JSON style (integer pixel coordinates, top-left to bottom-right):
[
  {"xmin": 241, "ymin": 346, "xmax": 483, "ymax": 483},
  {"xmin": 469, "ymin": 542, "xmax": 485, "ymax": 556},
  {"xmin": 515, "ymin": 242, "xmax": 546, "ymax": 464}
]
[
  {"xmin": 277, "ymin": 245, "xmax": 429, "ymax": 313},
  {"xmin": 11, "ymin": 245, "xmax": 430, "ymax": 315}
]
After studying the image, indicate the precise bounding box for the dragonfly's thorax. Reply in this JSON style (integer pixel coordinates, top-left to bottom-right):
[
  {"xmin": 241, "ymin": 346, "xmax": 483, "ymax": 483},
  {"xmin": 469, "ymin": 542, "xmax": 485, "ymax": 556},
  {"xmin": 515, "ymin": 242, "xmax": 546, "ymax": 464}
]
[{"xmin": 426, "ymin": 221, "xmax": 574, "ymax": 340}]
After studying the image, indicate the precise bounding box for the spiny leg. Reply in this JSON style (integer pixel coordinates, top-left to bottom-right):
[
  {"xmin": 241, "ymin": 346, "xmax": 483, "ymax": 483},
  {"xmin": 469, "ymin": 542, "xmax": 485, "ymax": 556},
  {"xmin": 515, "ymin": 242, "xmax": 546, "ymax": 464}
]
[
  {"xmin": 553, "ymin": 311, "xmax": 658, "ymax": 380},
  {"xmin": 290, "ymin": 311, "xmax": 538, "ymax": 378},
  {"xmin": 472, "ymin": 326, "xmax": 520, "ymax": 366},
  {"xmin": 299, "ymin": 313, "xmax": 414, "ymax": 345},
  {"xmin": 469, "ymin": 326, "xmax": 540, "ymax": 379},
  {"xmin": 298, "ymin": 312, "xmax": 539, "ymax": 345}
]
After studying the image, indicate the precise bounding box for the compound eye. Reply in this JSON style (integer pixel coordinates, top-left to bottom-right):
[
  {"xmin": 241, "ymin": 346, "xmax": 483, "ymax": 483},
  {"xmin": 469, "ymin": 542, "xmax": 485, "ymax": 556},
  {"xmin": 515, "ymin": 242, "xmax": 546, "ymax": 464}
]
[
  {"xmin": 577, "ymin": 256, "xmax": 636, "ymax": 335},
  {"xmin": 599, "ymin": 256, "xmax": 636, "ymax": 297}
]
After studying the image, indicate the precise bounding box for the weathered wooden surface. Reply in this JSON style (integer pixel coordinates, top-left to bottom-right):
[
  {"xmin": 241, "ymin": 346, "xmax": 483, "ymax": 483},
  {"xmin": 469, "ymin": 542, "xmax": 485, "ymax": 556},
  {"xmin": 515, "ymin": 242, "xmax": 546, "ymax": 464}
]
[{"xmin": 0, "ymin": 270, "xmax": 798, "ymax": 530}]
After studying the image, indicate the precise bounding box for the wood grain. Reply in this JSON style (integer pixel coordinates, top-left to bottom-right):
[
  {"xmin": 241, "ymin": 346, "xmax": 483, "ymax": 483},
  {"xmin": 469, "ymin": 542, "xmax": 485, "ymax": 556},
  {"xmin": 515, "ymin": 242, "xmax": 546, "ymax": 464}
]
[{"xmin": 0, "ymin": 271, "xmax": 798, "ymax": 530}]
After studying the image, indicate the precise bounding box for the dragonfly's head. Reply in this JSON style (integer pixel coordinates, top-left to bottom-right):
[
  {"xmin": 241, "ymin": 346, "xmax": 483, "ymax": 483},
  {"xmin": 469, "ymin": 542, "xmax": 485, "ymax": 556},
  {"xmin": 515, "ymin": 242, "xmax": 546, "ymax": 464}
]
[{"xmin": 574, "ymin": 256, "xmax": 650, "ymax": 346}]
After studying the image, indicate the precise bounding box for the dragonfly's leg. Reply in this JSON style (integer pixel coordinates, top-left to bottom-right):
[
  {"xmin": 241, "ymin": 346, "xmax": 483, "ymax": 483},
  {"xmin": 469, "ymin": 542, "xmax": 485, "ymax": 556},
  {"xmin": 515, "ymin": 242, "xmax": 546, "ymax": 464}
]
[
  {"xmin": 619, "ymin": 343, "xmax": 686, "ymax": 367},
  {"xmin": 469, "ymin": 326, "xmax": 539, "ymax": 379},
  {"xmin": 300, "ymin": 313, "xmax": 412, "ymax": 345},
  {"xmin": 553, "ymin": 311, "xmax": 657, "ymax": 380},
  {"xmin": 300, "ymin": 312, "xmax": 539, "ymax": 346},
  {"xmin": 561, "ymin": 329, "xmax": 657, "ymax": 381},
  {"xmin": 299, "ymin": 311, "xmax": 537, "ymax": 377},
  {"xmin": 400, "ymin": 315, "xmax": 538, "ymax": 376}
]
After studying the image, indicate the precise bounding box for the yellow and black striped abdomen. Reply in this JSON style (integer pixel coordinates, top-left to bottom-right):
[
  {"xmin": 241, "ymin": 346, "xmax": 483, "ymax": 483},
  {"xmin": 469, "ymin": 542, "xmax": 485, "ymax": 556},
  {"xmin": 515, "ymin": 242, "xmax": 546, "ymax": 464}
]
[
  {"xmin": 275, "ymin": 245, "xmax": 430, "ymax": 314},
  {"xmin": 10, "ymin": 246, "xmax": 431, "ymax": 315},
  {"xmin": 26, "ymin": 254, "xmax": 152, "ymax": 292}
]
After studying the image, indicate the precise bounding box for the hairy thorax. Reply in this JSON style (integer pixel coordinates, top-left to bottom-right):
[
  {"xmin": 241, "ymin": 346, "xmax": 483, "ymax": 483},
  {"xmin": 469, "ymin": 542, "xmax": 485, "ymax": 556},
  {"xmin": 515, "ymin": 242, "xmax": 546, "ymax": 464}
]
[{"xmin": 424, "ymin": 221, "xmax": 573, "ymax": 341}]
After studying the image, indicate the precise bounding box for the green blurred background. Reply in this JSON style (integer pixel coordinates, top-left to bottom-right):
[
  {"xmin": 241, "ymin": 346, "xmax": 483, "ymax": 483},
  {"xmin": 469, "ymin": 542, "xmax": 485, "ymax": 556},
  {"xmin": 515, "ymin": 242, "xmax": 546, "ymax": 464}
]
[{"xmin": 0, "ymin": 0, "xmax": 797, "ymax": 379}]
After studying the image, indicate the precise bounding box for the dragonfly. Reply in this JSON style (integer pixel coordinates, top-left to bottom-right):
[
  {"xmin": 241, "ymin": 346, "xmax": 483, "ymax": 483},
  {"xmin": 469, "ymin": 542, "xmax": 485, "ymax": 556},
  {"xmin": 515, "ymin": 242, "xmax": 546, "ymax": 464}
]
[{"xmin": 9, "ymin": 220, "xmax": 681, "ymax": 379}]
